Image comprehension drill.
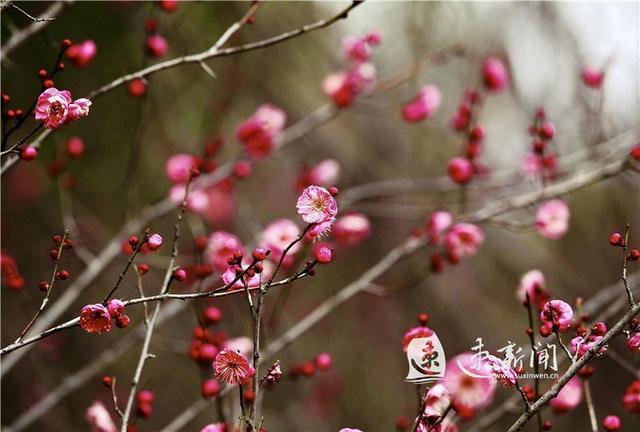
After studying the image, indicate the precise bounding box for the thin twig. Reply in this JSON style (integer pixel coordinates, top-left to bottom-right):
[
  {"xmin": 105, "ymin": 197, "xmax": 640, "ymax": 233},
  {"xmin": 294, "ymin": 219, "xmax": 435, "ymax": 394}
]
[
  {"xmin": 119, "ymin": 174, "xmax": 193, "ymax": 432},
  {"xmin": 14, "ymin": 229, "xmax": 69, "ymax": 343},
  {"xmin": 507, "ymin": 303, "xmax": 640, "ymax": 432},
  {"xmin": 0, "ymin": 1, "xmax": 73, "ymax": 61},
  {"xmin": 622, "ymin": 223, "xmax": 635, "ymax": 307},
  {"xmin": 110, "ymin": 378, "xmax": 124, "ymax": 419},
  {"xmin": 583, "ymin": 379, "xmax": 599, "ymax": 432}
]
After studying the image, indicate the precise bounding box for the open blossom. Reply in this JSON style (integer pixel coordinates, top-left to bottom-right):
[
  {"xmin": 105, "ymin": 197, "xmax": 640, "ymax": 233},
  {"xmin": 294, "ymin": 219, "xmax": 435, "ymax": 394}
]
[
  {"xmin": 305, "ymin": 218, "xmax": 335, "ymax": 241},
  {"xmin": 296, "ymin": 185, "xmax": 338, "ymax": 224},
  {"xmin": 343, "ymin": 35, "xmax": 371, "ymax": 63},
  {"xmin": 323, "ymin": 63, "xmax": 376, "ymax": 108},
  {"xmin": 444, "ymin": 223, "xmax": 484, "ymax": 258},
  {"xmin": 517, "ymin": 270, "xmax": 551, "ymax": 310},
  {"xmin": 35, "ymin": 88, "xmax": 91, "ymax": 128},
  {"xmin": 484, "ymin": 355, "xmax": 517, "ymax": 387},
  {"xmin": 540, "ymin": 300, "xmax": 573, "ymax": 332},
  {"xmin": 482, "ymin": 57, "xmax": 509, "ymax": 92},
  {"xmin": 200, "ymin": 423, "xmax": 225, "ymax": 432},
  {"xmin": 165, "ymin": 153, "xmax": 197, "ymax": 183},
  {"xmin": 236, "ymin": 104, "xmax": 286, "ymax": 159},
  {"xmin": 443, "ymin": 352, "xmax": 497, "ymax": 410},
  {"xmin": 214, "ymin": 349, "xmax": 255, "ymax": 385},
  {"xmin": 66, "ymin": 39, "xmax": 97, "ymax": 68},
  {"xmin": 535, "ymin": 199, "xmax": 570, "ymax": 239},
  {"xmin": 423, "ymin": 384, "xmax": 451, "ymax": 424},
  {"xmin": 627, "ymin": 332, "xmax": 640, "ymax": 353},
  {"xmin": 571, "ymin": 334, "xmax": 605, "ymax": 358},
  {"xmin": 550, "ymin": 377, "xmax": 582, "ymax": 413},
  {"xmin": 401, "ymin": 326, "xmax": 434, "ymax": 352},
  {"xmin": 207, "ymin": 231, "xmax": 244, "ymax": 271},
  {"xmin": 296, "ymin": 159, "xmax": 341, "ymax": 191},
  {"xmin": 334, "ymin": 212, "xmax": 371, "ymax": 245},
  {"xmin": 402, "ymin": 85, "xmax": 442, "ymax": 122},
  {"xmin": 80, "ymin": 304, "xmax": 112, "ymax": 333},
  {"xmin": 85, "ymin": 401, "xmax": 117, "ymax": 432},
  {"xmin": 426, "ymin": 211, "xmax": 452, "ymax": 245},
  {"xmin": 261, "ymin": 218, "xmax": 302, "ymax": 263},
  {"xmin": 169, "ymin": 185, "xmax": 209, "ymax": 213}
]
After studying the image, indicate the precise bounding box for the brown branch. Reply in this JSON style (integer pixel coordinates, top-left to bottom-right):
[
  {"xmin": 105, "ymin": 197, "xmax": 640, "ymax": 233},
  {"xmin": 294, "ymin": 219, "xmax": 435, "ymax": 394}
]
[
  {"xmin": 507, "ymin": 303, "xmax": 639, "ymax": 431},
  {"xmin": 119, "ymin": 174, "xmax": 193, "ymax": 432},
  {"xmin": 14, "ymin": 229, "xmax": 69, "ymax": 343},
  {"xmin": 0, "ymin": 1, "xmax": 73, "ymax": 61}
]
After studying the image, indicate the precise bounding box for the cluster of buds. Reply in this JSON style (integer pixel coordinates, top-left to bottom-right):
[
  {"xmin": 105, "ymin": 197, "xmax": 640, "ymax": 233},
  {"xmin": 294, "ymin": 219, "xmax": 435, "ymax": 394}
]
[
  {"xmin": 522, "ymin": 108, "xmax": 558, "ymax": 181},
  {"xmin": 609, "ymin": 230, "xmax": 640, "ymax": 262},
  {"xmin": 188, "ymin": 307, "xmax": 225, "ymax": 365},
  {"xmin": 419, "ymin": 211, "xmax": 484, "ymax": 273},
  {"xmin": 2, "ymin": 92, "xmax": 25, "ymax": 123},
  {"xmin": 79, "ymin": 299, "xmax": 130, "ymax": 334},
  {"xmin": 236, "ymin": 104, "xmax": 287, "ymax": 159},
  {"xmin": 570, "ymin": 321, "xmax": 608, "ymax": 358},
  {"xmin": 288, "ymin": 352, "xmax": 332, "ymax": 380},
  {"xmin": 448, "ymin": 90, "xmax": 488, "ymax": 184},
  {"xmin": 144, "ymin": 18, "xmax": 169, "ymax": 58},
  {"xmin": 45, "ymin": 233, "xmax": 73, "ymax": 288},
  {"xmin": 136, "ymin": 390, "xmax": 155, "ymax": 420},
  {"xmin": 323, "ymin": 30, "xmax": 381, "ymax": 108}
]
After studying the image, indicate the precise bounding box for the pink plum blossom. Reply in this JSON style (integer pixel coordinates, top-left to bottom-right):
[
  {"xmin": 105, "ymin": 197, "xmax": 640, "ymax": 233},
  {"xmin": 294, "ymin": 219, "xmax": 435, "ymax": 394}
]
[
  {"xmin": 207, "ymin": 231, "xmax": 244, "ymax": 272},
  {"xmin": 66, "ymin": 40, "xmax": 97, "ymax": 68},
  {"xmin": 540, "ymin": 300, "xmax": 573, "ymax": 332},
  {"xmin": 200, "ymin": 423, "xmax": 225, "ymax": 432},
  {"xmin": 342, "ymin": 35, "xmax": 371, "ymax": 63},
  {"xmin": 402, "ymin": 85, "xmax": 442, "ymax": 122},
  {"xmin": 169, "ymin": 185, "xmax": 209, "ymax": 213},
  {"xmin": 214, "ymin": 349, "xmax": 255, "ymax": 385},
  {"xmin": 80, "ymin": 304, "xmax": 112, "ymax": 334},
  {"xmin": 85, "ymin": 401, "xmax": 117, "ymax": 432},
  {"xmin": 296, "ymin": 159, "xmax": 341, "ymax": 191},
  {"xmin": 517, "ymin": 270, "xmax": 551, "ymax": 310},
  {"xmin": 550, "ymin": 376, "xmax": 582, "ymax": 413},
  {"xmin": 627, "ymin": 332, "xmax": 640, "ymax": 353},
  {"xmin": 482, "ymin": 57, "xmax": 510, "ymax": 92},
  {"xmin": 236, "ymin": 104, "xmax": 287, "ymax": 159},
  {"xmin": 485, "ymin": 355, "xmax": 517, "ymax": 387},
  {"xmin": 443, "ymin": 352, "xmax": 497, "ymax": 410},
  {"xmin": 296, "ymin": 185, "xmax": 338, "ymax": 224},
  {"xmin": 146, "ymin": 34, "xmax": 169, "ymax": 57},
  {"xmin": 401, "ymin": 326, "xmax": 434, "ymax": 352},
  {"xmin": 426, "ymin": 211, "xmax": 452, "ymax": 245},
  {"xmin": 35, "ymin": 88, "xmax": 72, "ymax": 129},
  {"xmin": 35, "ymin": 88, "xmax": 92, "ymax": 128},
  {"xmin": 536, "ymin": 199, "xmax": 570, "ymax": 239},
  {"xmin": 261, "ymin": 218, "xmax": 302, "ymax": 263},
  {"xmin": 165, "ymin": 153, "xmax": 197, "ymax": 183},
  {"xmin": 333, "ymin": 212, "xmax": 371, "ymax": 245},
  {"xmin": 444, "ymin": 223, "xmax": 484, "ymax": 258}
]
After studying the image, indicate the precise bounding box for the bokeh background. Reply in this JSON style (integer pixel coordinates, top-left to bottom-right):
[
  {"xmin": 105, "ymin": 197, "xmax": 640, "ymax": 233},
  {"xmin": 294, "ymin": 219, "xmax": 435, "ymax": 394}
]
[{"xmin": 1, "ymin": 1, "xmax": 639, "ymax": 431}]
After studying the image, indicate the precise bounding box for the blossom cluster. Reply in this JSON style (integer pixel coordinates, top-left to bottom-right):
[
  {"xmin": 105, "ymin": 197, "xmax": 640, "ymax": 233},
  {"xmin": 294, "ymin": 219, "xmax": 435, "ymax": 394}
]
[{"xmin": 35, "ymin": 88, "xmax": 91, "ymax": 129}]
